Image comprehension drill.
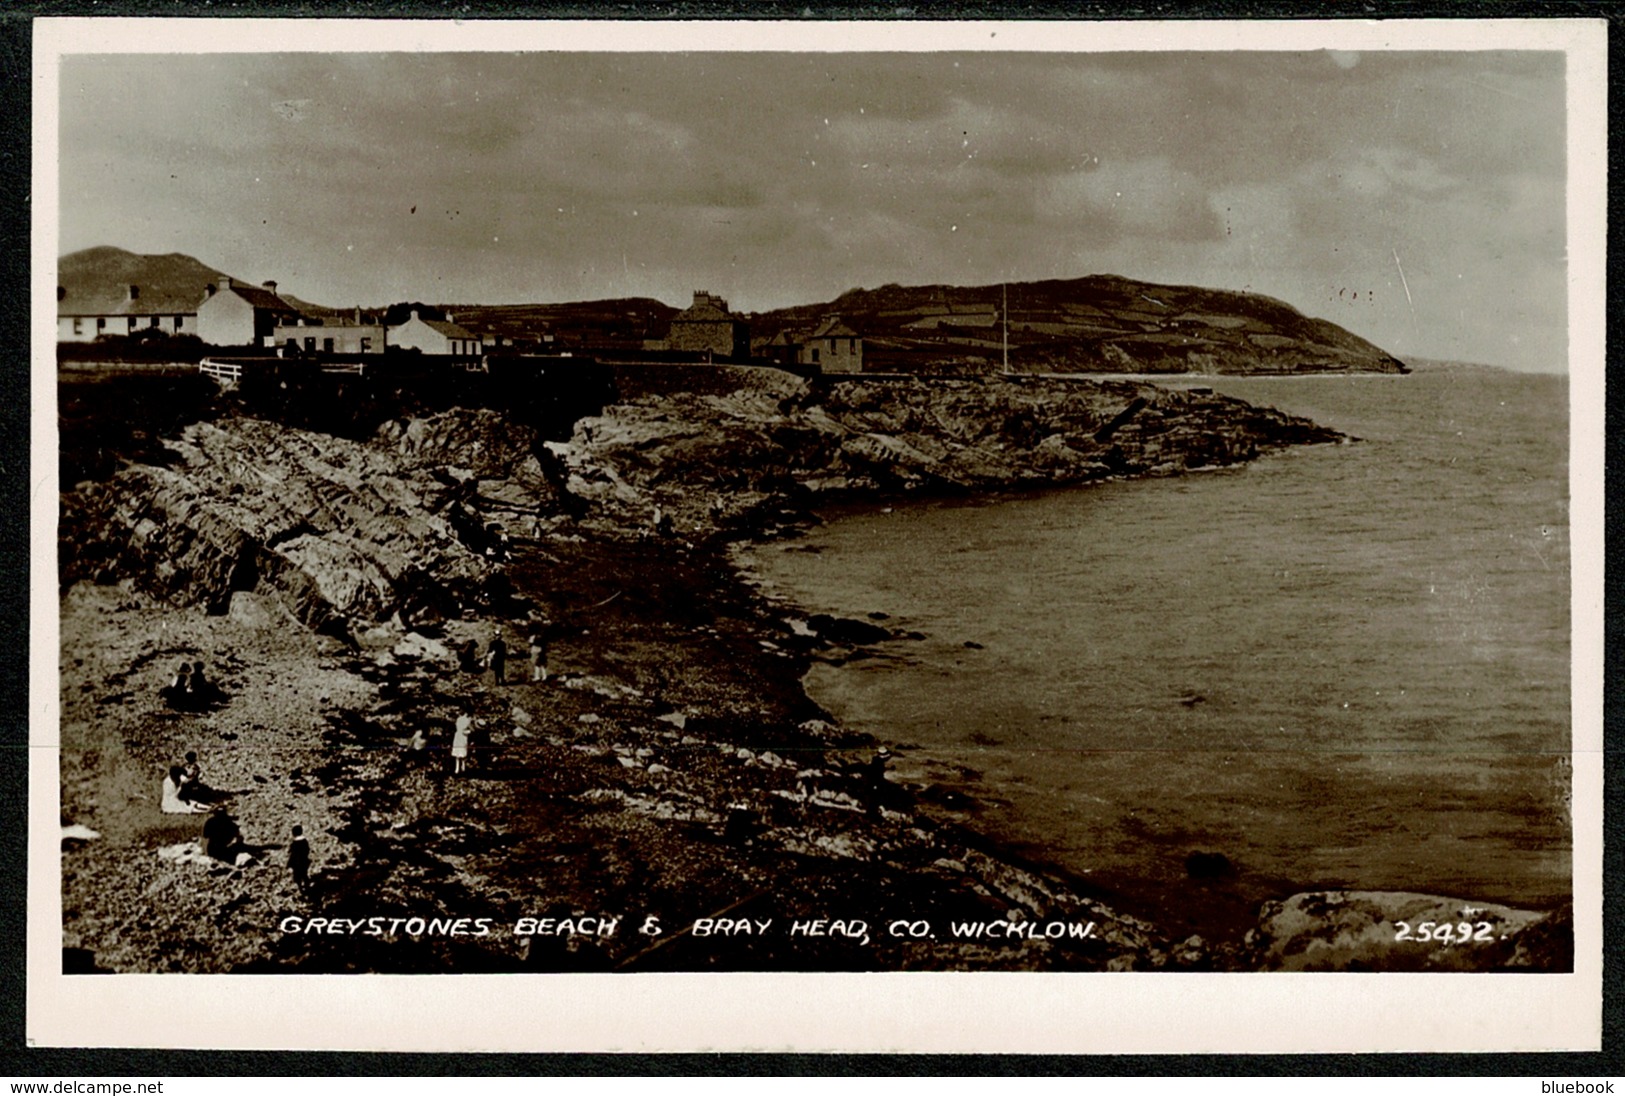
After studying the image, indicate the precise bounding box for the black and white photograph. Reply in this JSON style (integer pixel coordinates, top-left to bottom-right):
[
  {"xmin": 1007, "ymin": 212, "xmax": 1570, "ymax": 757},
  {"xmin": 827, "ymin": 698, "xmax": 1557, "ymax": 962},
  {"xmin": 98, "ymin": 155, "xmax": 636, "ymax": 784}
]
[{"xmin": 31, "ymin": 16, "xmax": 1604, "ymax": 1053}]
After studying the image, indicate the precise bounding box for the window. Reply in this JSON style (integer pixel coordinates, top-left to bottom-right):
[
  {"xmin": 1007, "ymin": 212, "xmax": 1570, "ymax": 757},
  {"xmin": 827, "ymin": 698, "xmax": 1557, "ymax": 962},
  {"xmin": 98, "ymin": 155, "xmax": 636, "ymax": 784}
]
[
  {"xmin": 304, "ymin": 337, "xmax": 316, "ymax": 352},
  {"xmin": 97, "ymin": 318, "xmax": 106, "ymax": 330},
  {"xmin": 173, "ymin": 316, "xmax": 183, "ymax": 331},
  {"xmin": 72, "ymin": 318, "xmax": 83, "ymax": 335},
  {"xmin": 360, "ymin": 337, "xmax": 372, "ymax": 352},
  {"xmin": 810, "ymin": 348, "xmax": 820, "ymax": 363},
  {"xmin": 127, "ymin": 318, "xmax": 137, "ymax": 332},
  {"xmin": 148, "ymin": 316, "xmax": 159, "ymax": 328},
  {"xmin": 323, "ymin": 338, "xmax": 335, "ymax": 353}
]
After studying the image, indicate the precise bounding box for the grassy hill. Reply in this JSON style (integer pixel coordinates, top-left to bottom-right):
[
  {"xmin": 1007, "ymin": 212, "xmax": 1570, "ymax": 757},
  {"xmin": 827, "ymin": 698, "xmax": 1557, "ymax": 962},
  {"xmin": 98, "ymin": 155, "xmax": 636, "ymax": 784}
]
[
  {"xmin": 60, "ymin": 248, "xmax": 1407, "ymax": 375},
  {"xmin": 751, "ymin": 275, "xmax": 1410, "ymax": 376},
  {"xmin": 57, "ymin": 247, "xmax": 232, "ymax": 315}
]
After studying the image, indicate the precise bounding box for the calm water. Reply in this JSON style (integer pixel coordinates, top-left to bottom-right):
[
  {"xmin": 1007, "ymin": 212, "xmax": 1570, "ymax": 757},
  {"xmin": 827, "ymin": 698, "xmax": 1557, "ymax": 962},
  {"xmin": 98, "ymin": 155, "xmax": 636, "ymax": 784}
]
[{"xmin": 739, "ymin": 367, "xmax": 1571, "ymax": 934}]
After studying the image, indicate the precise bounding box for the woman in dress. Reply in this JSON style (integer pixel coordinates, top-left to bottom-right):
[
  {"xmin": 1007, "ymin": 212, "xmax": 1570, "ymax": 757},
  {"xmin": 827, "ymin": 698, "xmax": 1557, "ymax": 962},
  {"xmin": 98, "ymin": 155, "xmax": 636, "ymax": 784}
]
[{"xmin": 451, "ymin": 712, "xmax": 472, "ymax": 775}]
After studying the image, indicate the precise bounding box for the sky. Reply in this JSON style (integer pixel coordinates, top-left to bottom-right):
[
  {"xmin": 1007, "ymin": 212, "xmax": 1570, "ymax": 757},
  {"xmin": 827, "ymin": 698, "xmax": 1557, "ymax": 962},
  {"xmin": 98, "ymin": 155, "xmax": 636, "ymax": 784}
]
[{"xmin": 57, "ymin": 47, "xmax": 1569, "ymax": 371}]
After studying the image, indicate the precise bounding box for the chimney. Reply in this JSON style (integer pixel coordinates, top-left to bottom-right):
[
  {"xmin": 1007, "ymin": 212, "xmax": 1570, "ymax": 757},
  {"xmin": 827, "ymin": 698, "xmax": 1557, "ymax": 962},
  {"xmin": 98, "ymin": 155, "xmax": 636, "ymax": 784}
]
[
  {"xmin": 445, "ymin": 311, "xmax": 454, "ymax": 323},
  {"xmin": 219, "ymin": 277, "xmax": 232, "ymax": 292},
  {"xmin": 127, "ymin": 285, "xmax": 139, "ymax": 301},
  {"xmin": 410, "ymin": 309, "xmax": 419, "ymax": 321},
  {"xmin": 204, "ymin": 283, "xmax": 216, "ymax": 298},
  {"xmin": 354, "ymin": 306, "xmax": 362, "ymax": 324},
  {"xmin": 262, "ymin": 280, "xmax": 277, "ymax": 294},
  {"xmin": 56, "ymin": 286, "xmax": 65, "ymax": 302}
]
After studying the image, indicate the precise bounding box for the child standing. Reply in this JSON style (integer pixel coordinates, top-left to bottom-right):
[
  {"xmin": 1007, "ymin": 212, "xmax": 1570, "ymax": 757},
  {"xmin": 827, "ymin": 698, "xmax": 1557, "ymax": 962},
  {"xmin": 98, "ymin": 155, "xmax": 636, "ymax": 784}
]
[{"xmin": 288, "ymin": 824, "xmax": 311, "ymax": 895}]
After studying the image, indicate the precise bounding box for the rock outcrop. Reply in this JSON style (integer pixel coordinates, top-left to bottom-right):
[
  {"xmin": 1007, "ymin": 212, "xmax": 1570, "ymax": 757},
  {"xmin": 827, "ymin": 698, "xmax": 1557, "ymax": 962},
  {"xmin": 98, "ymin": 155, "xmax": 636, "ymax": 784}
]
[
  {"xmin": 62, "ymin": 372, "xmax": 1339, "ymax": 635},
  {"xmin": 1243, "ymin": 891, "xmax": 1572, "ymax": 971},
  {"xmin": 559, "ymin": 371, "xmax": 1344, "ymax": 532},
  {"xmin": 60, "ymin": 408, "xmax": 563, "ymax": 631}
]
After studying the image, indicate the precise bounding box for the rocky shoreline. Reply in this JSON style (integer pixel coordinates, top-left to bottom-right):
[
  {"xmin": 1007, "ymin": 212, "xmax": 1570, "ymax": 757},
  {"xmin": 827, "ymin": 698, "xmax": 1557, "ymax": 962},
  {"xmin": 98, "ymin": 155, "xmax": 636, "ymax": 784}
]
[{"xmin": 56, "ymin": 365, "xmax": 1571, "ymax": 972}]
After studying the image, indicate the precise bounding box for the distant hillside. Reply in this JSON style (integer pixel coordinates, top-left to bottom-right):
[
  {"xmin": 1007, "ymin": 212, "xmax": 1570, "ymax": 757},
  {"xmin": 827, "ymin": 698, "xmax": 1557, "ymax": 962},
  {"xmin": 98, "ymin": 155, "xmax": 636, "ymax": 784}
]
[
  {"xmin": 752, "ymin": 276, "xmax": 1409, "ymax": 376},
  {"xmin": 57, "ymin": 245, "xmax": 325, "ymax": 320},
  {"xmin": 60, "ymin": 248, "xmax": 1407, "ymax": 375},
  {"xmin": 57, "ymin": 247, "xmax": 233, "ymax": 315}
]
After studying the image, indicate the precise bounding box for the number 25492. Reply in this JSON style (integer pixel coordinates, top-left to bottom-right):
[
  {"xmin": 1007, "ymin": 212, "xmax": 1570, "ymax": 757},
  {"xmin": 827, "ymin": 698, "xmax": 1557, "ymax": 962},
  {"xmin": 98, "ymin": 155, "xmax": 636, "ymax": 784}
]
[{"xmin": 1393, "ymin": 921, "xmax": 1494, "ymax": 945}]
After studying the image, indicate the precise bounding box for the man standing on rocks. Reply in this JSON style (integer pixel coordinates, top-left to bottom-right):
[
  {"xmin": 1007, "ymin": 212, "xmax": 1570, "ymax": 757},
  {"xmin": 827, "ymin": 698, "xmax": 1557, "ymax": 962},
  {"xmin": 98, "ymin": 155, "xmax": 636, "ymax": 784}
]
[
  {"xmin": 528, "ymin": 627, "xmax": 549, "ymax": 683},
  {"xmin": 487, "ymin": 631, "xmax": 508, "ymax": 685}
]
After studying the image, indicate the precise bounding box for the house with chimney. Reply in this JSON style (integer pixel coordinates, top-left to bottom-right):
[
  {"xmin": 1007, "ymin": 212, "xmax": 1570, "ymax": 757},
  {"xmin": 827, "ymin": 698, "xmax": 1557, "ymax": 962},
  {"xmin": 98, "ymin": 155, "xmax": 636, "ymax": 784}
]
[
  {"xmin": 56, "ymin": 281, "xmax": 201, "ymax": 342},
  {"xmin": 271, "ymin": 309, "xmax": 389, "ymax": 355},
  {"xmin": 800, "ymin": 316, "xmax": 863, "ymax": 374},
  {"xmin": 387, "ymin": 309, "xmax": 483, "ymax": 356},
  {"xmin": 767, "ymin": 316, "xmax": 864, "ymax": 374},
  {"xmin": 664, "ymin": 290, "xmax": 750, "ymax": 359},
  {"xmin": 195, "ymin": 277, "xmax": 300, "ymax": 347}
]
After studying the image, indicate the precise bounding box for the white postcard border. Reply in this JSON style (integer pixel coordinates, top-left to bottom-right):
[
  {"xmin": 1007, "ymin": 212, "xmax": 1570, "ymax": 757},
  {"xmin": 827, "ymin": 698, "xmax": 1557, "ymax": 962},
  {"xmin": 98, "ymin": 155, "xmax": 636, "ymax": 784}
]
[{"xmin": 27, "ymin": 15, "xmax": 1607, "ymax": 1054}]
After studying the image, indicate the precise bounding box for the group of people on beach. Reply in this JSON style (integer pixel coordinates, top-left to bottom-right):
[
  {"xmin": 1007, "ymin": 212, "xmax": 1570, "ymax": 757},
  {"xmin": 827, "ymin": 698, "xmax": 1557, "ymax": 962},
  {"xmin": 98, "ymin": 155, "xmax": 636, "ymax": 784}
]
[
  {"xmin": 159, "ymin": 661, "xmax": 227, "ymax": 711},
  {"xmin": 154, "ymin": 747, "xmax": 313, "ymax": 888},
  {"xmin": 438, "ymin": 622, "xmax": 552, "ymax": 777},
  {"xmin": 160, "ymin": 749, "xmax": 221, "ymax": 813},
  {"xmin": 454, "ymin": 626, "xmax": 550, "ymax": 687}
]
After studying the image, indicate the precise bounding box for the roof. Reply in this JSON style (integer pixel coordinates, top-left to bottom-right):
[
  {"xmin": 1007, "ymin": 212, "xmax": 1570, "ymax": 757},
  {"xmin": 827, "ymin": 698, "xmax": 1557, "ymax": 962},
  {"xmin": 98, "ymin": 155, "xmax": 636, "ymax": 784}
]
[
  {"xmin": 810, "ymin": 317, "xmax": 859, "ymax": 339},
  {"xmin": 423, "ymin": 318, "xmax": 478, "ymax": 340},
  {"xmin": 221, "ymin": 283, "xmax": 297, "ymax": 312},
  {"xmin": 673, "ymin": 292, "xmax": 737, "ymax": 323},
  {"xmin": 57, "ymin": 285, "xmax": 202, "ymax": 317},
  {"xmin": 272, "ymin": 317, "xmax": 386, "ymax": 330}
]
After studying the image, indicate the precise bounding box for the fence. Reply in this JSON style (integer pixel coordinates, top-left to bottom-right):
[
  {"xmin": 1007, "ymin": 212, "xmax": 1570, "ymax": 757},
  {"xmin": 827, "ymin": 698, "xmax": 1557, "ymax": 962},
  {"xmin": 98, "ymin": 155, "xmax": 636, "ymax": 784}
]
[{"xmin": 197, "ymin": 359, "xmax": 243, "ymax": 387}]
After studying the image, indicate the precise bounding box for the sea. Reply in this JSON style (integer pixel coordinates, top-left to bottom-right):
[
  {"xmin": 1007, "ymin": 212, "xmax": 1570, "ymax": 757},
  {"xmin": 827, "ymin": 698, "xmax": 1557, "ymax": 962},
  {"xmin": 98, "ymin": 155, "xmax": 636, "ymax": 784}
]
[{"xmin": 736, "ymin": 364, "xmax": 1572, "ymax": 939}]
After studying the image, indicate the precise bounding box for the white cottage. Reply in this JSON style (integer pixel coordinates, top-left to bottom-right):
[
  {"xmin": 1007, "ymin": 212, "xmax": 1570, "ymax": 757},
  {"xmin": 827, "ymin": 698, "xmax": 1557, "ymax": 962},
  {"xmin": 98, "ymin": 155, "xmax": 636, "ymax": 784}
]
[{"xmin": 388, "ymin": 310, "xmax": 483, "ymax": 356}]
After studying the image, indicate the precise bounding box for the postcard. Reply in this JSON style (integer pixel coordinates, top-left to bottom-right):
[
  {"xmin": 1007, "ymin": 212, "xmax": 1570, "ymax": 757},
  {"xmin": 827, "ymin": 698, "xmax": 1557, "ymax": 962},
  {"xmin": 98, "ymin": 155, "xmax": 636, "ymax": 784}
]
[{"xmin": 28, "ymin": 15, "xmax": 1604, "ymax": 1053}]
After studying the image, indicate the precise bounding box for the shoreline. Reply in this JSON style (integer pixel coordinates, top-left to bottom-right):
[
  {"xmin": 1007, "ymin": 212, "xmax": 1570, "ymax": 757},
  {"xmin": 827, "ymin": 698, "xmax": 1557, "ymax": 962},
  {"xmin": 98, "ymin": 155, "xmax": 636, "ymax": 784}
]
[{"xmin": 56, "ymin": 369, "xmax": 1572, "ymax": 972}]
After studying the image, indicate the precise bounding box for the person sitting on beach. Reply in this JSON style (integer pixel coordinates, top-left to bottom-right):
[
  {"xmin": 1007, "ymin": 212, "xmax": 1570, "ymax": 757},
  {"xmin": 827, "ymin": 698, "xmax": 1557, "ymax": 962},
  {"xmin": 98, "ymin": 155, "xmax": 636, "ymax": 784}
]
[
  {"xmin": 161, "ymin": 766, "xmax": 207, "ymax": 814},
  {"xmin": 188, "ymin": 662, "xmax": 226, "ymax": 707},
  {"xmin": 178, "ymin": 751, "xmax": 204, "ymax": 804},
  {"xmin": 202, "ymin": 807, "xmax": 249, "ymax": 866},
  {"xmin": 160, "ymin": 663, "xmax": 192, "ymax": 709},
  {"xmin": 176, "ymin": 749, "xmax": 222, "ymax": 805},
  {"xmin": 457, "ymin": 639, "xmax": 483, "ymax": 674}
]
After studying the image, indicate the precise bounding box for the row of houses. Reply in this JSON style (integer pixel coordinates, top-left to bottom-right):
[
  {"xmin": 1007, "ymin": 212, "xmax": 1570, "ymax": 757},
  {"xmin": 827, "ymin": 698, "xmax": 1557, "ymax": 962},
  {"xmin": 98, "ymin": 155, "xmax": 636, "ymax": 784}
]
[
  {"xmin": 658, "ymin": 291, "xmax": 864, "ymax": 374},
  {"xmin": 58, "ymin": 276, "xmax": 865, "ymax": 373},
  {"xmin": 57, "ymin": 277, "xmax": 485, "ymax": 357}
]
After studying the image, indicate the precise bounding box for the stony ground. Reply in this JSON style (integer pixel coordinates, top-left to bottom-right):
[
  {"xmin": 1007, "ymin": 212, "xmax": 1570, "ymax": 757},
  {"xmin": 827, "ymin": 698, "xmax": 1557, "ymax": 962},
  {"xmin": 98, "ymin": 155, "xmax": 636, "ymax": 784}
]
[{"xmin": 56, "ymin": 368, "xmax": 1572, "ymax": 973}]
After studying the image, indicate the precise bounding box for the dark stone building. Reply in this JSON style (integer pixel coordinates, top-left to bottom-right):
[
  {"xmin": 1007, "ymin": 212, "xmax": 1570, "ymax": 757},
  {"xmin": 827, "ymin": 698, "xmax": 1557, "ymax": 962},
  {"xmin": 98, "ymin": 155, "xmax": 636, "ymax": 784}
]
[{"xmin": 665, "ymin": 290, "xmax": 750, "ymax": 359}]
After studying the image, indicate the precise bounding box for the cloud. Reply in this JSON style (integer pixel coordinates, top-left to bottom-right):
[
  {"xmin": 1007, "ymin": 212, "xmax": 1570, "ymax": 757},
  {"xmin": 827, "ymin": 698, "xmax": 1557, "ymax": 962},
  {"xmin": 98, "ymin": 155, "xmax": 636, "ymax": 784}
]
[
  {"xmin": 56, "ymin": 50, "xmax": 1570, "ymax": 369},
  {"xmin": 1040, "ymin": 157, "xmax": 1222, "ymax": 242}
]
